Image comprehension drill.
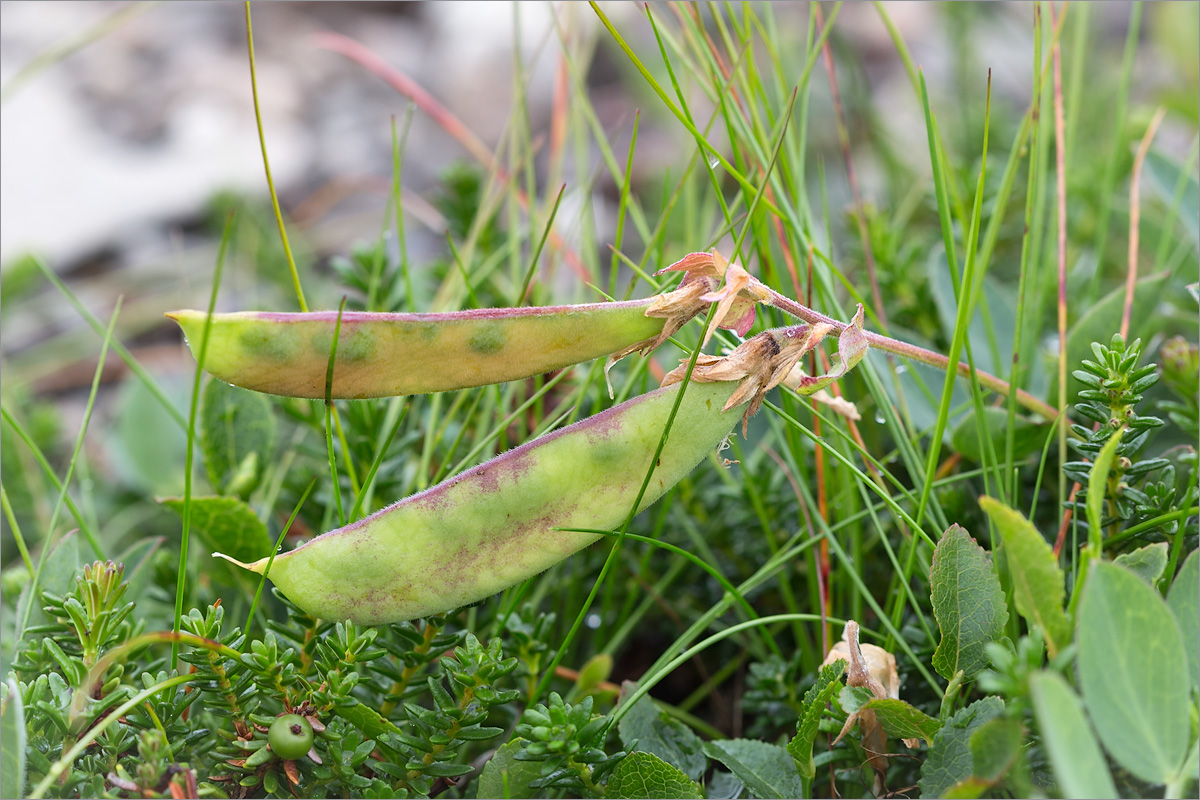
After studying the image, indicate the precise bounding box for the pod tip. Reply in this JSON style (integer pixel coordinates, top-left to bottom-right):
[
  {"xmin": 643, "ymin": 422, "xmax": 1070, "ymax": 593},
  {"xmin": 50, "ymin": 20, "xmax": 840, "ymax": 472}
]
[
  {"xmin": 213, "ymin": 552, "xmax": 262, "ymax": 573},
  {"xmin": 164, "ymin": 309, "xmax": 206, "ymax": 324}
]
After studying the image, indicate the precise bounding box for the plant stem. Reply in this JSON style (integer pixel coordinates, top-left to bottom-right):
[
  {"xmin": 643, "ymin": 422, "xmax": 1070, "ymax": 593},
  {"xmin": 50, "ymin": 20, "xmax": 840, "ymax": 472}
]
[
  {"xmin": 244, "ymin": 1, "xmax": 307, "ymax": 311},
  {"xmin": 762, "ymin": 287, "xmax": 1061, "ymax": 422}
]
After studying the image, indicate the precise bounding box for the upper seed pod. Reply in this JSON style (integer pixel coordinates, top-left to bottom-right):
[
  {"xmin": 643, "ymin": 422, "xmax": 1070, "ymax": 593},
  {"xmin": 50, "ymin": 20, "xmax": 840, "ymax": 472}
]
[{"xmin": 167, "ymin": 302, "xmax": 668, "ymax": 399}]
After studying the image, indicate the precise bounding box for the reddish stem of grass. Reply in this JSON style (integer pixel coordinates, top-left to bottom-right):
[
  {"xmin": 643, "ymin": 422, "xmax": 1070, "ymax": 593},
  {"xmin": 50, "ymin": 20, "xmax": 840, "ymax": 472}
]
[
  {"xmin": 1057, "ymin": 109, "xmax": 1166, "ymax": 558},
  {"xmin": 1051, "ymin": 0, "xmax": 1068, "ymax": 445},
  {"xmin": 1122, "ymin": 107, "xmax": 1167, "ymax": 339}
]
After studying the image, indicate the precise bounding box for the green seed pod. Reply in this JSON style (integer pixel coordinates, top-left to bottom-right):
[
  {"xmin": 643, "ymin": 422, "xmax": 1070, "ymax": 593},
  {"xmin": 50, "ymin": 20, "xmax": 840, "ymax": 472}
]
[
  {"xmin": 219, "ymin": 380, "xmax": 744, "ymax": 623},
  {"xmin": 166, "ymin": 302, "xmax": 667, "ymax": 399},
  {"xmin": 268, "ymin": 714, "xmax": 314, "ymax": 760}
]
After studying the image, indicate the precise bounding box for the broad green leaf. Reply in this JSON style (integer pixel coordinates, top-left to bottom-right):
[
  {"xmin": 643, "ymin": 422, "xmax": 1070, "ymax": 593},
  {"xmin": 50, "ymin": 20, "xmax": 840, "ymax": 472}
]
[
  {"xmin": 951, "ymin": 406, "xmax": 1049, "ymax": 464},
  {"xmin": 169, "ymin": 302, "xmax": 667, "ymax": 400},
  {"xmin": 200, "ymin": 378, "xmax": 275, "ymax": 497},
  {"xmin": 930, "ymin": 524, "xmax": 1009, "ymax": 680},
  {"xmin": 0, "ymin": 421, "xmax": 38, "ymax": 545},
  {"xmin": 1113, "ymin": 542, "xmax": 1170, "ymax": 586},
  {"xmin": 13, "ymin": 531, "xmax": 81, "ymax": 649},
  {"xmin": 1078, "ymin": 561, "xmax": 1190, "ymax": 784},
  {"xmin": 618, "ymin": 694, "xmax": 706, "ymax": 780},
  {"xmin": 1167, "ymin": 549, "xmax": 1199, "ymax": 691},
  {"xmin": 838, "ymin": 685, "xmax": 875, "ymax": 716},
  {"xmin": 1144, "ymin": 148, "xmax": 1199, "ymax": 246},
  {"xmin": 979, "ymin": 497, "xmax": 1069, "ymax": 657},
  {"xmin": 113, "ymin": 536, "xmax": 167, "ymax": 624},
  {"xmin": 862, "ymin": 698, "xmax": 941, "ymax": 747},
  {"xmin": 1029, "ymin": 671, "xmax": 1118, "ymax": 799},
  {"xmin": 787, "ymin": 658, "xmax": 845, "ymax": 781},
  {"xmin": 1058, "ymin": 272, "xmax": 1169, "ymax": 404},
  {"xmin": 927, "ymin": 252, "xmax": 1016, "ymax": 378},
  {"xmin": 703, "ymin": 740, "xmax": 803, "ymax": 800},
  {"xmin": 477, "ymin": 739, "xmax": 542, "ymax": 800},
  {"xmin": 575, "ymin": 653, "xmax": 614, "ymax": 697},
  {"xmin": 1086, "ymin": 426, "xmax": 1124, "ymax": 541},
  {"xmin": 605, "ymin": 751, "xmax": 703, "ymax": 799},
  {"xmin": 968, "ymin": 717, "xmax": 1022, "ymax": 782},
  {"xmin": 160, "ymin": 496, "xmax": 273, "ymax": 564},
  {"xmin": 1, "ymin": 677, "xmax": 26, "ymax": 799},
  {"xmin": 106, "ymin": 376, "xmax": 189, "ymax": 496},
  {"xmin": 705, "ymin": 771, "xmax": 744, "ymax": 800},
  {"xmin": 918, "ymin": 696, "xmax": 1004, "ymax": 799},
  {"xmin": 940, "ymin": 777, "xmax": 990, "ymax": 798}
]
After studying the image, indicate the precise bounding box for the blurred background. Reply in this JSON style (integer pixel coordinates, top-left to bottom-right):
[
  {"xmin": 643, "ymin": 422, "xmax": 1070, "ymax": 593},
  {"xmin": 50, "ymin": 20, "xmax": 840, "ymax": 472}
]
[{"xmin": 1, "ymin": 0, "xmax": 1197, "ymax": 566}]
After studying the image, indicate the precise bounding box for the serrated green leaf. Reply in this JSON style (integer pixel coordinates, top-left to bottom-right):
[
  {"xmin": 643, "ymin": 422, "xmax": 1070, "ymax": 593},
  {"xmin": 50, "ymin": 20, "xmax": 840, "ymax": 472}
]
[
  {"xmin": 2, "ymin": 677, "xmax": 26, "ymax": 799},
  {"xmin": 918, "ymin": 696, "xmax": 1004, "ymax": 798},
  {"xmin": 1113, "ymin": 542, "xmax": 1170, "ymax": 586},
  {"xmin": 1167, "ymin": 549, "xmax": 1199, "ymax": 691},
  {"xmin": 477, "ymin": 739, "xmax": 542, "ymax": 800},
  {"xmin": 160, "ymin": 496, "xmax": 273, "ymax": 564},
  {"xmin": 703, "ymin": 740, "xmax": 803, "ymax": 800},
  {"xmin": 618, "ymin": 694, "xmax": 706, "ymax": 780},
  {"xmin": 1078, "ymin": 561, "xmax": 1190, "ymax": 783},
  {"xmin": 605, "ymin": 751, "xmax": 703, "ymax": 799},
  {"xmin": 931, "ymin": 524, "xmax": 1009, "ymax": 680},
  {"xmin": 979, "ymin": 497, "xmax": 1069, "ymax": 657},
  {"xmin": 862, "ymin": 698, "xmax": 941, "ymax": 747},
  {"xmin": 1029, "ymin": 671, "xmax": 1118, "ymax": 799},
  {"xmin": 951, "ymin": 406, "xmax": 1049, "ymax": 463},
  {"xmin": 787, "ymin": 659, "xmax": 845, "ymax": 780},
  {"xmin": 200, "ymin": 379, "xmax": 275, "ymax": 497}
]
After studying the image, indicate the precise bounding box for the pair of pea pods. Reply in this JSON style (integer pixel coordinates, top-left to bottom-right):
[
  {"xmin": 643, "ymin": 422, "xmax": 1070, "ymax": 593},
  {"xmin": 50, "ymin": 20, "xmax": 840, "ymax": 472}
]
[{"xmin": 169, "ymin": 269, "xmax": 863, "ymax": 624}]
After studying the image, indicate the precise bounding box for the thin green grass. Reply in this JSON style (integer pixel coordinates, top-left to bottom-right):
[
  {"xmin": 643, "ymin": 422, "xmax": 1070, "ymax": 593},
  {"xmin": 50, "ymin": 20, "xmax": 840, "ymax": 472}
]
[
  {"xmin": 14, "ymin": 299, "xmax": 121, "ymax": 652},
  {"xmin": 171, "ymin": 215, "xmax": 232, "ymax": 669},
  {"xmin": 4, "ymin": 5, "xmax": 1195, "ymax": 797},
  {"xmin": 244, "ymin": 0, "xmax": 307, "ymax": 312}
]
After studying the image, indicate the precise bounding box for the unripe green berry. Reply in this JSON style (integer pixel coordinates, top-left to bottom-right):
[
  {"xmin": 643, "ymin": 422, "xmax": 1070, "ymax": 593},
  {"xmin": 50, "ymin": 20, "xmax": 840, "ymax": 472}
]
[{"xmin": 268, "ymin": 714, "xmax": 313, "ymax": 760}]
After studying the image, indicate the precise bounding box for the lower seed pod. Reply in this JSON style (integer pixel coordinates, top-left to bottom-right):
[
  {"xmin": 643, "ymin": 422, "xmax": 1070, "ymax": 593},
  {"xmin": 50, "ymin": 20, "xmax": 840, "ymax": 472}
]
[{"xmin": 218, "ymin": 380, "xmax": 743, "ymax": 623}]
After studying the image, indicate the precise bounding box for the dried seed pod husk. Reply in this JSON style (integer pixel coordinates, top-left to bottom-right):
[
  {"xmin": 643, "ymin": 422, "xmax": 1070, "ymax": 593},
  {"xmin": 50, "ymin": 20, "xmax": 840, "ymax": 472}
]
[
  {"xmin": 167, "ymin": 301, "xmax": 667, "ymax": 399},
  {"xmin": 218, "ymin": 380, "xmax": 744, "ymax": 623},
  {"xmin": 662, "ymin": 322, "xmax": 833, "ymax": 432},
  {"xmin": 825, "ymin": 621, "xmax": 915, "ymax": 795}
]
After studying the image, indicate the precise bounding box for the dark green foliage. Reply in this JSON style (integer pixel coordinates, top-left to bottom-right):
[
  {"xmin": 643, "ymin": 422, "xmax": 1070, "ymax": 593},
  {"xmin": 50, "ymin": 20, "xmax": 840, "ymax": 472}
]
[
  {"xmin": 740, "ymin": 652, "xmax": 804, "ymax": 739},
  {"xmin": 4, "ymin": 4, "xmax": 1197, "ymax": 798},
  {"xmin": 1065, "ymin": 334, "xmax": 1198, "ymax": 546},
  {"xmin": 512, "ymin": 693, "xmax": 626, "ymax": 797},
  {"xmin": 12, "ymin": 565, "xmax": 526, "ymax": 799},
  {"xmin": 329, "ymin": 243, "xmax": 410, "ymax": 314}
]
